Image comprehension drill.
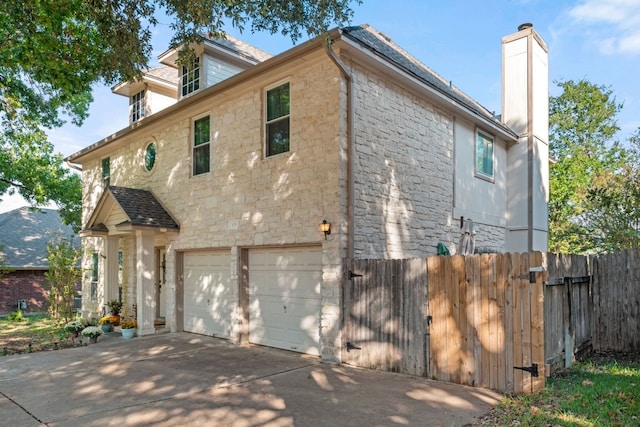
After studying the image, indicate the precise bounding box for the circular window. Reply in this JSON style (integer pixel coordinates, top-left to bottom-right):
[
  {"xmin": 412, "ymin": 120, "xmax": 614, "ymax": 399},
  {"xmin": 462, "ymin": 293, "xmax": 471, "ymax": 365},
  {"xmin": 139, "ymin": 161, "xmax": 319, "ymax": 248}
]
[{"xmin": 144, "ymin": 142, "xmax": 156, "ymax": 171}]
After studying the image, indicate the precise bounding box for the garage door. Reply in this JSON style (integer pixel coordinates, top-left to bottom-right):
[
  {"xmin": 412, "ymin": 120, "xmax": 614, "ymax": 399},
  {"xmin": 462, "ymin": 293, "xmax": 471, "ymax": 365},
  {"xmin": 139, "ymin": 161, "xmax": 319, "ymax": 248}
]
[
  {"xmin": 183, "ymin": 251, "xmax": 233, "ymax": 338},
  {"xmin": 249, "ymin": 247, "xmax": 322, "ymax": 356}
]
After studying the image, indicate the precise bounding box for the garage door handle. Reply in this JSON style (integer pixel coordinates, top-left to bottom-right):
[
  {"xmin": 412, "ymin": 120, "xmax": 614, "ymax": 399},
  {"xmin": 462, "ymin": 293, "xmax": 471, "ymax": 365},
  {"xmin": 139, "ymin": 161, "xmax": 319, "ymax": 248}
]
[{"xmin": 346, "ymin": 342, "xmax": 361, "ymax": 352}]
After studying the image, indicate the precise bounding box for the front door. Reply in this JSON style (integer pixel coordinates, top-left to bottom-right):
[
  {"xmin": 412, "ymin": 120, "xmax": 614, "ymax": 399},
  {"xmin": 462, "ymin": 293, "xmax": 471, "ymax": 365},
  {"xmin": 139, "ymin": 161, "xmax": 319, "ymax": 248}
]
[{"xmin": 156, "ymin": 248, "xmax": 166, "ymax": 319}]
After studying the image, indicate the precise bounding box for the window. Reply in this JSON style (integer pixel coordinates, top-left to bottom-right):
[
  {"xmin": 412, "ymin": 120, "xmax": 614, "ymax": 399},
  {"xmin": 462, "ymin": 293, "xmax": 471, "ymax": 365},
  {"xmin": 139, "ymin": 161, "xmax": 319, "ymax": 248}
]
[
  {"xmin": 144, "ymin": 142, "xmax": 156, "ymax": 171},
  {"xmin": 131, "ymin": 90, "xmax": 146, "ymax": 122},
  {"xmin": 91, "ymin": 252, "xmax": 99, "ymax": 302},
  {"xmin": 102, "ymin": 157, "xmax": 110, "ymax": 186},
  {"xmin": 266, "ymin": 82, "xmax": 290, "ymax": 156},
  {"xmin": 476, "ymin": 132, "xmax": 494, "ymax": 179},
  {"xmin": 181, "ymin": 57, "xmax": 200, "ymax": 97},
  {"xmin": 193, "ymin": 116, "xmax": 210, "ymax": 175}
]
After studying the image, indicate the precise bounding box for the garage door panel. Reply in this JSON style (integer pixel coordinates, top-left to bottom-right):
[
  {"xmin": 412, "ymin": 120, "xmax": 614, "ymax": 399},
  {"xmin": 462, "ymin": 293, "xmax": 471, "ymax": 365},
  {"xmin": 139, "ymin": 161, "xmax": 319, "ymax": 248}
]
[
  {"xmin": 249, "ymin": 247, "xmax": 322, "ymax": 356},
  {"xmin": 184, "ymin": 251, "xmax": 232, "ymax": 339}
]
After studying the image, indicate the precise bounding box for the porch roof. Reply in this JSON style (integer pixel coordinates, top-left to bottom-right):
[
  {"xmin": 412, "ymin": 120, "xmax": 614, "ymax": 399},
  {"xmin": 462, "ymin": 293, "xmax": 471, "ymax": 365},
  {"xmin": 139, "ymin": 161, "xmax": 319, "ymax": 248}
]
[{"xmin": 82, "ymin": 186, "xmax": 179, "ymax": 236}]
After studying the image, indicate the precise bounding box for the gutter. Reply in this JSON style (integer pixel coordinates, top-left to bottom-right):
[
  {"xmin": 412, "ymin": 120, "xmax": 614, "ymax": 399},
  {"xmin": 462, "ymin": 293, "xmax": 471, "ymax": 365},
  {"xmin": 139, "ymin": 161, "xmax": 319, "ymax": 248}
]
[{"xmin": 323, "ymin": 33, "xmax": 355, "ymax": 259}]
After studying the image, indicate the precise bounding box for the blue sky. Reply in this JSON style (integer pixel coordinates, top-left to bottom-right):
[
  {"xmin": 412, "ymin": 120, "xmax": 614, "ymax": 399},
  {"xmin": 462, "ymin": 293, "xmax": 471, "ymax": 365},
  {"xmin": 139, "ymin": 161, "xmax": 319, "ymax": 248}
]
[{"xmin": 1, "ymin": 0, "xmax": 639, "ymax": 212}]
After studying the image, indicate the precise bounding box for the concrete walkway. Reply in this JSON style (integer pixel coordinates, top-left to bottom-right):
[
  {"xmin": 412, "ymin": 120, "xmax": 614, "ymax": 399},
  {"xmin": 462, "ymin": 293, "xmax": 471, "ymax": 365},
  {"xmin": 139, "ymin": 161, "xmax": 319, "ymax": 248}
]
[{"xmin": 0, "ymin": 332, "xmax": 501, "ymax": 426}]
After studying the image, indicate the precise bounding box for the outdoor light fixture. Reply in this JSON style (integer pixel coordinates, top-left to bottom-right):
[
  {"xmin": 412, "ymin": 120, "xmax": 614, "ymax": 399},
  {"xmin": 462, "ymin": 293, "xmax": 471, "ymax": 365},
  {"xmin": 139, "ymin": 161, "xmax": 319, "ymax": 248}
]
[{"xmin": 320, "ymin": 220, "xmax": 331, "ymax": 239}]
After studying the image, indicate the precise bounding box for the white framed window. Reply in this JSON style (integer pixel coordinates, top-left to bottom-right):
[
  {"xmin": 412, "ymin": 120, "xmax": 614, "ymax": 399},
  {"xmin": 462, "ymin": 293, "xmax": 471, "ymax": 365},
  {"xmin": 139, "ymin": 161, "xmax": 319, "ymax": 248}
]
[
  {"xmin": 130, "ymin": 90, "xmax": 146, "ymax": 122},
  {"xmin": 181, "ymin": 57, "xmax": 200, "ymax": 97},
  {"xmin": 265, "ymin": 81, "xmax": 290, "ymax": 157},
  {"xmin": 475, "ymin": 131, "xmax": 494, "ymax": 180},
  {"xmin": 192, "ymin": 115, "xmax": 210, "ymax": 175}
]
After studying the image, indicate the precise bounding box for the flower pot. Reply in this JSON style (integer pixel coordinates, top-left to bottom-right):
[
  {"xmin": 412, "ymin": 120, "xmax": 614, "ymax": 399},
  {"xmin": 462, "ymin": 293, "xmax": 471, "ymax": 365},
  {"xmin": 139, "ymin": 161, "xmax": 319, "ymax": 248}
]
[
  {"xmin": 121, "ymin": 328, "xmax": 135, "ymax": 340},
  {"xmin": 101, "ymin": 323, "xmax": 113, "ymax": 333},
  {"xmin": 89, "ymin": 336, "xmax": 98, "ymax": 344}
]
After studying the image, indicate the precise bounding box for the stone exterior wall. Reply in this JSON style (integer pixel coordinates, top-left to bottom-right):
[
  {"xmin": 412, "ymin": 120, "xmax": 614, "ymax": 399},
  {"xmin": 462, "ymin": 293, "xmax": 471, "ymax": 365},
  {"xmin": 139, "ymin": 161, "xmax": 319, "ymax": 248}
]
[
  {"xmin": 351, "ymin": 63, "xmax": 455, "ymax": 258},
  {"xmin": 79, "ymin": 51, "xmax": 348, "ymax": 360}
]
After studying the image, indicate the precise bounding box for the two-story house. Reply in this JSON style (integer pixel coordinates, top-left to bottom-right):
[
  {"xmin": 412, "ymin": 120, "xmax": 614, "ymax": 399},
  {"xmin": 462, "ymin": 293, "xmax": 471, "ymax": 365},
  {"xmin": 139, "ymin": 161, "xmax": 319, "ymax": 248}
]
[{"xmin": 65, "ymin": 23, "xmax": 549, "ymax": 362}]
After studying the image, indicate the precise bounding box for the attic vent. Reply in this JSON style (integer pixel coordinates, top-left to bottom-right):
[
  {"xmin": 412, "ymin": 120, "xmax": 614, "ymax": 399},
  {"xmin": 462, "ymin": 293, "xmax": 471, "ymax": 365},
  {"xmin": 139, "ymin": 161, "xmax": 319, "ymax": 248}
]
[{"xmin": 518, "ymin": 23, "xmax": 533, "ymax": 31}]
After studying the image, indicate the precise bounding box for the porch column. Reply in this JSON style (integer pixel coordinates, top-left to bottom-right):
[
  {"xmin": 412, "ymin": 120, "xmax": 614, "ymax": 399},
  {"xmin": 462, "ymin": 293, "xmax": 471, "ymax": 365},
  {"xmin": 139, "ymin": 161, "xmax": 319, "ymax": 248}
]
[
  {"xmin": 136, "ymin": 230, "xmax": 156, "ymax": 336},
  {"xmin": 104, "ymin": 236, "xmax": 119, "ymax": 310}
]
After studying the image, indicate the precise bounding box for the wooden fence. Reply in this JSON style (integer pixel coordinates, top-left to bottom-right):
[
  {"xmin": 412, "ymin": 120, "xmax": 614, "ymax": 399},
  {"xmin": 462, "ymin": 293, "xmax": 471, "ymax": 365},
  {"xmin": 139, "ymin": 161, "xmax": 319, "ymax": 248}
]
[
  {"xmin": 544, "ymin": 253, "xmax": 591, "ymax": 373},
  {"xmin": 342, "ymin": 250, "xmax": 640, "ymax": 395},
  {"xmin": 342, "ymin": 252, "xmax": 546, "ymax": 394},
  {"xmin": 592, "ymin": 250, "xmax": 640, "ymax": 353}
]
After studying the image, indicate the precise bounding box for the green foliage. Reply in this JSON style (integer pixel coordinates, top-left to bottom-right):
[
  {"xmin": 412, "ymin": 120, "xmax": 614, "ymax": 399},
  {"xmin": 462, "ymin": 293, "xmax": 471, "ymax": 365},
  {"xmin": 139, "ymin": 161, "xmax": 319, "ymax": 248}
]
[
  {"xmin": 7, "ymin": 309, "xmax": 25, "ymax": 322},
  {"xmin": 481, "ymin": 356, "xmax": 640, "ymax": 426},
  {"xmin": 549, "ymin": 79, "xmax": 640, "ymax": 254},
  {"xmin": 45, "ymin": 233, "xmax": 81, "ymax": 325},
  {"xmin": 0, "ymin": 0, "xmax": 360, "ymax": 230}
]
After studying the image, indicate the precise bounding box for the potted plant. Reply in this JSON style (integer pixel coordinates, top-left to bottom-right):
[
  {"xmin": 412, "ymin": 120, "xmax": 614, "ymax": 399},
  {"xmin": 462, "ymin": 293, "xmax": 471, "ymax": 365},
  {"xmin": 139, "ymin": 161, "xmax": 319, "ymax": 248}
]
[
  {"xmin": 120, "ymin": 318, "xmax": 137, "ymax": 340},
  {"xmin": 81, "ymin": 326, "xmax": 103, "ymax": 343},
  {"xmin": 64, "ymin": 319, "xmax": 86, "ymax": 338},
  {"xmin": 106, "ymin": 299, "xmax": 123, "ymax": 325},
  {"xmin": 99, "ymin": 315, "xmax": 119, "ymax": 333}
]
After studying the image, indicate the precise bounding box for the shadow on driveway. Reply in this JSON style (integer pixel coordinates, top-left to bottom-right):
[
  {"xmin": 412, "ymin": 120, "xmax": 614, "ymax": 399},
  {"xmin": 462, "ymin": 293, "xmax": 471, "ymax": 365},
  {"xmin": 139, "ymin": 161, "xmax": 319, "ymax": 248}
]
[{"xmin": 0, "ymin": 332, "xmax": 501, "ymax": 426}]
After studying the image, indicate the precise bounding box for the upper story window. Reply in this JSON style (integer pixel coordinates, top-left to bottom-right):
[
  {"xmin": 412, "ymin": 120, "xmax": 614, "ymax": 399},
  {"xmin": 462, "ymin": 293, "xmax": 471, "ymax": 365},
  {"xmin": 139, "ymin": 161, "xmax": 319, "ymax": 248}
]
[
  {"xmin": 475, "ymin": 131, "xmax": 494, "ymax": 180},
  {"xmin": 265, "ymin": 82, "xmax": 290, "ymax": 157},
  {"xmin": 131, "ymin": 90, "xmax": 146, "ymax": 123},
  {"xmin": 102, "ymin": 157, "xmax": 110, "ymax": 186},
  {"xmin": 181, "ymin": 57, "xmax": 200, "ymax": 97},
  {"xmin": 193, "ymin": 115, "xmax": 210, "ymax": 175},
  {"xmin": 144, "ymin": 142, "xmax": 156, "ymax": 172}
]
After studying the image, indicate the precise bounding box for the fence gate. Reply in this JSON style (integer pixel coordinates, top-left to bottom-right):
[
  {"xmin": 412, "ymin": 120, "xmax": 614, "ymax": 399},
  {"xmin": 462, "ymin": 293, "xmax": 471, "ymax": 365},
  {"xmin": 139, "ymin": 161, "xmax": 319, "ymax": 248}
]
[
  {"xmin": 427, "ymin": 252, "xmax": 546, "ymax": 394},
  {"xmin": 341, "ymin": 258, "xmax": 428, "ymax": 376}
]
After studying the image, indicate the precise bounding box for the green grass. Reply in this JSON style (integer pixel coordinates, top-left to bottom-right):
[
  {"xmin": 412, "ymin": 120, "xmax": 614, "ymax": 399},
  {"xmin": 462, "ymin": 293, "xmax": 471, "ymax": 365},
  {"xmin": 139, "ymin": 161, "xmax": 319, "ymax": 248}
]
[
  {"xmin": 0, "ymin": 313, "xmax": 78, "ymax": 355},
  {"xmin": 478, "ymin": 355, "xmax": 640, "ymax": 426}
]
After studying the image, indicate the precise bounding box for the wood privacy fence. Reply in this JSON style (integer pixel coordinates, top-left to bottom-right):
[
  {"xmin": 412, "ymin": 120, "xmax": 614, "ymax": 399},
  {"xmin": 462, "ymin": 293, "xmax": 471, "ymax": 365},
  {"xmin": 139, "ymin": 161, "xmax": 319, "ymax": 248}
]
[
  {"xmin": 544, "ymin": 253, "xmax": 591, "ymax": 373},
  {"xmin": 592, "ymin": 251, "xmax": 640, "ymax": 353},
  {"xmin": 342, "ymin": 252, "xmax": 546, "ymax": 394}
]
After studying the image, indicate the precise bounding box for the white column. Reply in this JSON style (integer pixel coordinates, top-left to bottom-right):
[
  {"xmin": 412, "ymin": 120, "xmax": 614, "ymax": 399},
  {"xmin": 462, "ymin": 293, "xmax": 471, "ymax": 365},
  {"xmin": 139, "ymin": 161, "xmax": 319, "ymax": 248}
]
[
  {"xmin": 136, "ymin": 230, "xmax": 156, "ymax": 336},
  {"xmin": 104, "ymin": 236, "xmax": 119, "ymax": 309}
]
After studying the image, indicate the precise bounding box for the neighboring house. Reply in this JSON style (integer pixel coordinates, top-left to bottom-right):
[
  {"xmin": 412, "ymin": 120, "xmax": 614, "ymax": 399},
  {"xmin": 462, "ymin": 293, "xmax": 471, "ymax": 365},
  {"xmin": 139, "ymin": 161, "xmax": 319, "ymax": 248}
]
[
  {"xmin": 0, "ymin": 207, "xmax": 80, "ymax": 315},
  {"xmin": 65, "ymin": 24, "xmax": 549, "ymax": 362}
]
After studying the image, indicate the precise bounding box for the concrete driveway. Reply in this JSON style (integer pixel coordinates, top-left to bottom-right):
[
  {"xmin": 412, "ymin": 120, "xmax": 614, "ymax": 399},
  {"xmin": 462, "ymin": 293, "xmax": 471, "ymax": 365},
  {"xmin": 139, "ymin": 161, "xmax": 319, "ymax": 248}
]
[{"xmin": 0, "ymin": 332, "xmax": 500, "ymax": 426}]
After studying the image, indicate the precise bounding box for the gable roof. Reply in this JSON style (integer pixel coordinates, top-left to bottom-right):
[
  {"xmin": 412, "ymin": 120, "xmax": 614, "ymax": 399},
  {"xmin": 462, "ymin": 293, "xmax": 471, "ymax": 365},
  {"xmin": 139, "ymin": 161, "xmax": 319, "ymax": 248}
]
[
  {"xmin": 83, "ymin": 186, "xmax": 179, "ymax": 235},
  {"xmin": 0, "ymin": 208, "xmax": 79, "ymax": 269},
  {"xmin": 340, "ymin": 25, "xmax": 516, "ymax": 139}
]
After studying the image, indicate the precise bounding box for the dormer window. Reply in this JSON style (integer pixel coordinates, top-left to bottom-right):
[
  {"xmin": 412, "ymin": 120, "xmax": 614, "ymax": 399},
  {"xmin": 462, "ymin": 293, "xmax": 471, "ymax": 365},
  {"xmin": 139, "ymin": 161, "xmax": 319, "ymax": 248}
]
[
  {"xmin": 131, "ymin": 90, "xmax": 146, "ymax": 122},
  {"xmin": 181, "ymin": 57, "xmax": 200, "ymax": 97}
]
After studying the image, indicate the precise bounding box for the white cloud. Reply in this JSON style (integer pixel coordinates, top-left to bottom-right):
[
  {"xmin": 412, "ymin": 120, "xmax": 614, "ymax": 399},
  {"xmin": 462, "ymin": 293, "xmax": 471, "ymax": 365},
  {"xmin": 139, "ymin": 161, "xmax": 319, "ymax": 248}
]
[{"xmin": 570, "ymin": 0, "xmax": 640, "ymax": 54}]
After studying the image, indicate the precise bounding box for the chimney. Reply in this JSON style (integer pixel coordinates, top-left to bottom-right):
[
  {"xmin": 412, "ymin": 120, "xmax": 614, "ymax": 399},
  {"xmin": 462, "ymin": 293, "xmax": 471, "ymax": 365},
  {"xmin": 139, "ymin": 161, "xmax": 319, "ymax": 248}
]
[{"xmin": 503, "ymin": 24, "xmax": 549, "ymax": 252}]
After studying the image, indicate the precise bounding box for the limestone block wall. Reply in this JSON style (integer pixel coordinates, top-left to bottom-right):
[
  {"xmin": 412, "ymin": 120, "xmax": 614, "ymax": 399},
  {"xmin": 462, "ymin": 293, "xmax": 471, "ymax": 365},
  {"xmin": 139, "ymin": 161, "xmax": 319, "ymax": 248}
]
[{"xmin": 351, "ymin": 63, "xmax": 455, "ymax": 259}]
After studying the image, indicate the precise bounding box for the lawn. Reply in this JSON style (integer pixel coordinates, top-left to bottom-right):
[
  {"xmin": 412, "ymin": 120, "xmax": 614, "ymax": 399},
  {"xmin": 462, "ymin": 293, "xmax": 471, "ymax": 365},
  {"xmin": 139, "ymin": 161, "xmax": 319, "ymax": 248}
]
[
  {"xmin": 476, "ymin": 353, "xmax": 640, "ymax": 426},
  {"xmin": 0, "ymin": 313, "xmax": 85, "ymax": 355}
]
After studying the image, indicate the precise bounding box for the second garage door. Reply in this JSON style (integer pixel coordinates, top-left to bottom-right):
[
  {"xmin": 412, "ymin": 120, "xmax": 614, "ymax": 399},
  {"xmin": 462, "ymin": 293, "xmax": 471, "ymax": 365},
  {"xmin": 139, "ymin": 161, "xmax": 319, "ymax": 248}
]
[
  {"xmin": 183, "ymin": 251, "xmax": 233, "ymax": 338},
  {"xmin": 249, "ymin": 247, "xmax": 322, "ymax": 356}
]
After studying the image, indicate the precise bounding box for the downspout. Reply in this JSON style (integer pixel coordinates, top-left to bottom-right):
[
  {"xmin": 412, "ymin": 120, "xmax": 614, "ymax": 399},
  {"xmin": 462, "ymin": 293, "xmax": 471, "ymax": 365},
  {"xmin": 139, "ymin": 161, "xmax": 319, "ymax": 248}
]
[{"xmin": 324, "ymin": 34, "xmax": 355, "ymax": 259}]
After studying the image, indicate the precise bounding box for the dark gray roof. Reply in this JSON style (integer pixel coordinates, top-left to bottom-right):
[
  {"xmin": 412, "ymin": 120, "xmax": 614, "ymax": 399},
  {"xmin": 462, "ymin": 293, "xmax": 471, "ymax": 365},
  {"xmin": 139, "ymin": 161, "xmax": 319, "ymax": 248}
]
[
  {"xmin": 0, "ymin": 208, "xmax": 79, "ymax": 269},
  {"xmin": 108, "ymin": 186, "xmax": 179, "ymax": 229},
  {"xmin": 205, "ymin": 33, "xmax": 273, "ymax": 63},
  {"xmin": 341, "ymin": 25, "xmax": 514, "ymax": 136}
]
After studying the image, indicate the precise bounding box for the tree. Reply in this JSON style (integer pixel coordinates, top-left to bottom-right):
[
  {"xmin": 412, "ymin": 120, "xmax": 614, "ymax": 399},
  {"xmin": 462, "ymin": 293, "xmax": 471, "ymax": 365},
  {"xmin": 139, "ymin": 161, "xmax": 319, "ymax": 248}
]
[
  {"xmin": 45, "ymin": 233, "xmax": 82, "ymax": 325},
  {"xmin": 549, "ymin": 79, "xmax": 640, "ymax": 253},
  {"xmin": 1, "ymin": 0, "xmax": 361, "ymax": 230}
]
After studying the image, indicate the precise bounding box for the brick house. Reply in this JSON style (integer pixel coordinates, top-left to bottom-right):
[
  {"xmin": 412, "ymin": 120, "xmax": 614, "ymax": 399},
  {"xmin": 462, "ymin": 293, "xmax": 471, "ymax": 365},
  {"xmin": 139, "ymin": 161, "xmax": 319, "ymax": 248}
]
[
  {"xmin": 0, "ymin": 208, "xmax": 80, "ymax": 315},
  {"xmin": 65, "ymin": 24, "xmax": 549, "ymax": 362}
]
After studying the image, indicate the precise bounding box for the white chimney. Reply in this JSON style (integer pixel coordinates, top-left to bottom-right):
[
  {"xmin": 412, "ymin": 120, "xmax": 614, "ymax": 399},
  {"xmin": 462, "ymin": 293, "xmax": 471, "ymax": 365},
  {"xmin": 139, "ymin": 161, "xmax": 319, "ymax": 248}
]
[{"xmin": 503, "ymin": 23, "xmax": 549, "ymax": 252}]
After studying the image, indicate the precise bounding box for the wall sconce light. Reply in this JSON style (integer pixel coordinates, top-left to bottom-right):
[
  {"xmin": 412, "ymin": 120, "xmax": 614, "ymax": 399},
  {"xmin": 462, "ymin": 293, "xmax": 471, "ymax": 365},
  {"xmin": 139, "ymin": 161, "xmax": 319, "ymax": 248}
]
[{"xmin": 320, "ymin": 220, "xmax": 331, "ymax": 239}]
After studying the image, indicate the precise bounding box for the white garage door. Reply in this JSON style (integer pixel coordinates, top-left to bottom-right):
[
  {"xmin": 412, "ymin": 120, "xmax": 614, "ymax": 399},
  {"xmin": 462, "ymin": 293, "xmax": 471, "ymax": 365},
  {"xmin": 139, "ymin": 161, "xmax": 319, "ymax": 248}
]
[
  {"xmin": 183, "ymin": 251, "xmax": 233, "ymax": 338},
  {"xmin": 249, "ymin": 247, "xmax": 322, "ymax": 356}
]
